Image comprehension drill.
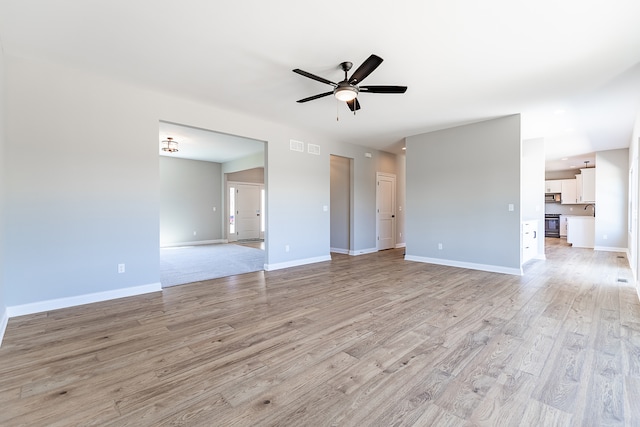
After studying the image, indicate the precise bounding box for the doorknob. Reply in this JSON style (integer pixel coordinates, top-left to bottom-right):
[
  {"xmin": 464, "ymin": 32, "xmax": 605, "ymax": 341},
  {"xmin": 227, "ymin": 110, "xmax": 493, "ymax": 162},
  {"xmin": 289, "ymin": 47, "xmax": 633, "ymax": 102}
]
[{"xmin": 392, "ymin": 215, "xmax": 395, "ymax": 218}]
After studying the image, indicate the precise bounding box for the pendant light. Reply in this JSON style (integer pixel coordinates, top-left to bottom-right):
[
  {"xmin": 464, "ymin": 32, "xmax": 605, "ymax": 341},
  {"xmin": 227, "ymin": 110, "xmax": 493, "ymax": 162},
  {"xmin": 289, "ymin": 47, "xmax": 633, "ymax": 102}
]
[{"xmin": 161, "ymin": 137, "xmax": 179, "ymax": 153}]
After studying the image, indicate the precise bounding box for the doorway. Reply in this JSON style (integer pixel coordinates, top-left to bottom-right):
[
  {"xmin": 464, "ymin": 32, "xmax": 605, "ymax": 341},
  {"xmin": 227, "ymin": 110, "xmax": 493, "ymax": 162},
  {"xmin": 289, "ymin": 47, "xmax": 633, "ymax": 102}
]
[
  {"xmin": 158, "ymin": 121, "xmax": 266, "ymax": 287},
  {"xmin": 330, "ymin": 155, "xmax": 353, "ymax": 254}
]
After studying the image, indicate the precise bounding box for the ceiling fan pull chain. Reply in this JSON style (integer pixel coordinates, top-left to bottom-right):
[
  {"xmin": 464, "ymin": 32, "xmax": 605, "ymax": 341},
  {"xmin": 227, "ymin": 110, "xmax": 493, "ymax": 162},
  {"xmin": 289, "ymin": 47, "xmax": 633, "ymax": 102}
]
[{"xmin": 336, "ymin": 99, "xmax": 339, "ymax": 121}]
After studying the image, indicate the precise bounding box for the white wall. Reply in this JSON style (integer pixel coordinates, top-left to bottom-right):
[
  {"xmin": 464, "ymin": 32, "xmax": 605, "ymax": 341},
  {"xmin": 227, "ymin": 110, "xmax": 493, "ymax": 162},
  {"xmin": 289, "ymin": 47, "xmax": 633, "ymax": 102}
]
[
  {"xmin": 160, "ymin": 157, "xmax": 223, "ymax": 246},
  {"xmin": 629, "ymin": 113, "xmax": 640, "ymax": 299},
  {"xmin": 595, "ymin": 149, "xmax": 629, "ymax": 251},
  {"xmin": 2, "ymin": 54, "xmax": 391, "ymax": 310},
  {"xmin": 522, "ymin": 138, "xmax": 545, "ymax": 259},
  {"xmin": 396, "ymin": 151, "xmax": 406, "ymax": 247},
  {"xmin": 405, "ymin": 115, "xmax": 522, "ymax": 274}
]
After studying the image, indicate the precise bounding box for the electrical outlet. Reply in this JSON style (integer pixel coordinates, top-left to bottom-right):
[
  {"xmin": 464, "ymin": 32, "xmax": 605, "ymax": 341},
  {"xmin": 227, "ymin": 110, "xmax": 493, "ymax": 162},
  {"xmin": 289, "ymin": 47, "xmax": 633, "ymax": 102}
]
[
  {"xmin": 438, "ymin": 243, "xmax": 443, "ymax": 250},
  {"xmin": 118, "ymin": 264, "xmax": 125, "ymax": 273},
  {"xmin": 285, "ymin": 245, "xmax": 290, "ymax": 252},
  {"xmin": 603, "ymin": 234, "xmax": 608, "ymax": 240},
  {"xmin": 193, "ymin": 231, "xmax": 197, "ymax": 236}
]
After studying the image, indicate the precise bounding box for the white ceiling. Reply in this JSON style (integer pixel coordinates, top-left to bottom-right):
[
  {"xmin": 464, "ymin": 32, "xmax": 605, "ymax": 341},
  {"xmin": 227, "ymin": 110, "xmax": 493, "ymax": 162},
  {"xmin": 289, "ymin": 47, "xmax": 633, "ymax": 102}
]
[
  {"xmin": 1, "ymin": 1, "xmax": 639, "ymax": 170},
  {"xmin": 159, "ymin": 121, "xmax": 264, "ymax": 164}
]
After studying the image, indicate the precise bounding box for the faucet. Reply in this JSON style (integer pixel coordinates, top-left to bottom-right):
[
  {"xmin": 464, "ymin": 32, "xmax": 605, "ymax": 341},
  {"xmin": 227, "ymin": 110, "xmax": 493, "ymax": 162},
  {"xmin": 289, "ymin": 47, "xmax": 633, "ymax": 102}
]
[{"xmin": 584, "ymin": 204, "xmax": 595, "ymax": 217}]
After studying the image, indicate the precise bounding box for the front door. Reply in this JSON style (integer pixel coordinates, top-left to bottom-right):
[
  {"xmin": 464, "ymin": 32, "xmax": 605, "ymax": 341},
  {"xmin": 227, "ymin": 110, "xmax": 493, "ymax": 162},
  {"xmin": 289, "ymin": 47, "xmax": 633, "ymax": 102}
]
[
  {"xmin": 377, "ymin": 173, "xmax": 396, "ymax": 250},
  {"xmin": 235, "ymin": 183, "xmax": 262, "ymax": 240}
]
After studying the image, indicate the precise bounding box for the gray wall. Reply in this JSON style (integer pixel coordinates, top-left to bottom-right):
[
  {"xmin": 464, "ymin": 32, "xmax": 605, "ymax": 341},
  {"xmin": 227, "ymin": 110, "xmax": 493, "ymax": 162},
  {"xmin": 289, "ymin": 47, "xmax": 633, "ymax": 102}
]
[
  {"xmin": 160, "ymin": 157, "xmax": 223, "ymax": 246},
  {"xmin": 5, "ymin": 56, "xmax": 160, "ymax": 305},
  {"xmin": 405, "ymin": 115, "xmax": 522, "ymax": 272},
  {"xmin": 595, "ymin": 148, "xmax": 629, "ymax": 249},
  {"xmin": 330, "ymin": 155, "xmax": 351, "ymax": 251},
  {"xmin": 222, "ymin": 151, "xmax": 264, "ymax": 174},
  {"xmin": 522, "ymin": 138, "xmax": 545, "ymax": 258},
  {"xmin": 0, "ymin": 44, "xmax": 7, "ymax": 327},
  {"xmin": 1, "ymin": 54, "xmax": 391, "ymax": 309},
  {"xmin": 226, "ymin": 167, "xmax": 264, "ymax": 184}
]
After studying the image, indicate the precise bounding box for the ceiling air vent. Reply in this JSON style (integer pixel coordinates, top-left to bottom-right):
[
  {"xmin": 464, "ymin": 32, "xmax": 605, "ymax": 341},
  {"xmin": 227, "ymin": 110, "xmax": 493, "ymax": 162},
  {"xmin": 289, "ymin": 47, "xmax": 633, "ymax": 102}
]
[
  {"xmin": 290, "ymin": 139, "xmax": 304, "ymax": 152},
  {"xmin": 308, "ymin": 143, "xmax": 320, "ymax": 155}
]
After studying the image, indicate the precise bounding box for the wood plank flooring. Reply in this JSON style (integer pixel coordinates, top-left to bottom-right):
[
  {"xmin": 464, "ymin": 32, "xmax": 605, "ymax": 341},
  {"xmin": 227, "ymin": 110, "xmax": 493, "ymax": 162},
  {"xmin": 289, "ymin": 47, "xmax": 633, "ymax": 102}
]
[{"xmin": 1, "ymin": 238, "xmax": 639, "ymax": 426}]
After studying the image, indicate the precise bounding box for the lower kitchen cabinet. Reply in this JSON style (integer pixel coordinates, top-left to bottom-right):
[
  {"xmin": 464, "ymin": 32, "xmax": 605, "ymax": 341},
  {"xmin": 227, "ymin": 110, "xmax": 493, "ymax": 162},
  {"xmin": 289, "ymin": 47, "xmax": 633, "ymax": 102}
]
[{"xmin": 566, "ymin": 216, "xmax": 595, "ymax": 248}]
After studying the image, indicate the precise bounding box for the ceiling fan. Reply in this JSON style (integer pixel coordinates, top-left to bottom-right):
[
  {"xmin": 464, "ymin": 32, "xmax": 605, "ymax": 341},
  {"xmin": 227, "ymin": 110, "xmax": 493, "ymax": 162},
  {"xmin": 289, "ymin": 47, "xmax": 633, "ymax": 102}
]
[{"xmin": 293, "ymin": 54, "xmax": 407, "ymax": 112}]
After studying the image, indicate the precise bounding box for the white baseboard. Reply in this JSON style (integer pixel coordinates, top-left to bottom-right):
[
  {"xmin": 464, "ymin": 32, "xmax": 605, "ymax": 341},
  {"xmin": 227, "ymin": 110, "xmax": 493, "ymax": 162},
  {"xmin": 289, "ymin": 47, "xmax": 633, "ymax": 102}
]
[
  {"xmin": 264, "ymin": 255, "xmax": 332, "ymax": 271},
  {"xmin": 395, "ymin": 243, "xmax": 406, "ymax": 249},
  {"xmin": 594, "ymin": 246, "xmax": 628, "ymax": 253},
  {"xmin": 0, "ymin": 308, "xmax": 8, "ymax": 349},
  {"xmin": 404, "ymin": 254, "xmax": 523, "ymax": 276},
  {"xmin": 6, "ymin": 283, "xmax": 162, "ymax": 318},
  {"xmin": 161, "ymin": 239, "xmax": 227, "ymax": 248},
  {"xmin": 330, "ymin": 247, "xmax": 350, "ymax": 255},
  {"xmin": 348, "ymin": 247, "xmax": 378, "ymax": 256},
  {"xmin": 534, "ymin": 254, "xmax": 547, "ymax": 260}
]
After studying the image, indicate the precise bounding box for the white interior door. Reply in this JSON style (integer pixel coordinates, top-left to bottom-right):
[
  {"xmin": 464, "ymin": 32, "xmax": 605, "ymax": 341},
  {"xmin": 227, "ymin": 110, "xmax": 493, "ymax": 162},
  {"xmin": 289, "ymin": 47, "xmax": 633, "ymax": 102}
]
[
  {"xmin": 377, "ymin": 173, "xmax": 396, "ymax": 250},
  {"xmin": 235, "ymin": 184, "xmax": 262, "ymax": 240}
]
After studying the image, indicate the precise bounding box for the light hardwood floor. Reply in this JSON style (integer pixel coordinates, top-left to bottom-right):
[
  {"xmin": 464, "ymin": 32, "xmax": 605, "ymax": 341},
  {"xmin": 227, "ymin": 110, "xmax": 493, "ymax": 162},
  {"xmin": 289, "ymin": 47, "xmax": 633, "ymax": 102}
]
[{"xmin": 1, "ymin": 238, "xmax": 639, "ymax": 426}]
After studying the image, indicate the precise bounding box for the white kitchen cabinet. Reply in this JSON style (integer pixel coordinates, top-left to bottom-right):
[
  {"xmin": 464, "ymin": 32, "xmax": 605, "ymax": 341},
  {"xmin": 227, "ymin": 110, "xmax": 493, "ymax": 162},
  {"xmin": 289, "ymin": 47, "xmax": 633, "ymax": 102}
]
[
  {"xmin": 560, "ymin": 179, "xmax": 577, "ymax": 204},
  {"xmin": 566, "ymin": 216, "xmax": 595, "ymax": 248},
  {"xmin": 522, "ymin": 220, "xmax": 538, "ymax": 263},
  {"xmin": 559, "ymin": 215, "xmax": 567, "ymax": 237},
  {"xmin": 545, "ymin": 180, "xmax": 562, "ymax": 193},
  {"xmin": 578, "ymin": 168, "xmax": 596, "ymax": 203}
]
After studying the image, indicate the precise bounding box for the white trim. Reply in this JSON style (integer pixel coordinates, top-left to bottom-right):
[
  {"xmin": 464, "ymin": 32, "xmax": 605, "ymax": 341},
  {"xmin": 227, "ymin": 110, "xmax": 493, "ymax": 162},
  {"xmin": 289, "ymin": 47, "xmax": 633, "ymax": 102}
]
[
  {"xmin": 594, "ymin": 246, "xmax": 628, "ymax": 253},
  {"xmin": 0, "ymin": 308, "xmax": 8, "ymax": 348},
  {"xmin": 6, "ymin": 283, "xmax": 162, "ymax": 318},
  {"xmin": 264, "ymin": 255, "xmax": 332, "ymax": 271},
  {"xmin": 534, "ymin": 254, "xmax": 547, "ymax": 260},
  {"xmin": 161, "ymin": 239, "xmax": 227, "ymax": 248},
  {"xmin": 395, "ymin": 243, "xmax": 406, "ymax": 249},
  {"xmin": 404, "ymin": 255, "xmax": 523, "ymax": 276},
  {"xmin": 348, "ymin": 247, "xmax": 378, "ymax": 256},
  {"xmin": 330, "ymin": 247, "xmax": 350, "ymax": 255}
]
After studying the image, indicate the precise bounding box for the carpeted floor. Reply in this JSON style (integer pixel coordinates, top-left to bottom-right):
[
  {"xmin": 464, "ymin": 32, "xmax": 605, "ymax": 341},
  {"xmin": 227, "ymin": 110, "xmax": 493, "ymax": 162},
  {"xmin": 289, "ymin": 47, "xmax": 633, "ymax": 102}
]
[{"xmin": 160, "ymin": 243, "xmax": 265, "ymax": 287}]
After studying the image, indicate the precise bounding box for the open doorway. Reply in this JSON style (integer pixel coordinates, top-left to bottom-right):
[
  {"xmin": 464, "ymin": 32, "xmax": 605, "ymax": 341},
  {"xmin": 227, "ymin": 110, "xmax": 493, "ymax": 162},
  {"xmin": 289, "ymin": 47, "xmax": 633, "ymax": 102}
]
[
  {"xmin": 330, "ymin": 155, "xmax": 353, "ymax": 254},
  {"xmin": 158, "ymin": 121, "xmax": 266, "ymax": 287}
]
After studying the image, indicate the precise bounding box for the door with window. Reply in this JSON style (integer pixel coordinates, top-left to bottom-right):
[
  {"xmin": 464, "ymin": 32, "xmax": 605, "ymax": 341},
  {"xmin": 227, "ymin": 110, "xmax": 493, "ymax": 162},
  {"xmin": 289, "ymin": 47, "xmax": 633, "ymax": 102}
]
[{"xmin": 228, "ymin": 182, "xmax": 264, "ymax": 241}]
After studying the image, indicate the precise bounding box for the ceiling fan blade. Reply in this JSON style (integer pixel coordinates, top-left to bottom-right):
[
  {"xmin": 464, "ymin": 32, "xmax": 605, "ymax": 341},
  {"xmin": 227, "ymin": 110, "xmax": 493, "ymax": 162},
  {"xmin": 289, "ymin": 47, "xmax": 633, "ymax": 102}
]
[
  {"xmin": 360, "ymin": 85, "xmax": 408, "ymax": 94},
  {"xmin": 293, "ymin": 69, "xmax": 337, "ymax": 87},
  {"xmin": 296, "ymin": 91, "xmax": 334, "ymax": 103},
  {"xmin": 348, "ymin": 54, "xmax": 383, "ymax": 85},
  {"xmin": 346, "ymin": 98, "xmax": 361, "ymax": 112}
]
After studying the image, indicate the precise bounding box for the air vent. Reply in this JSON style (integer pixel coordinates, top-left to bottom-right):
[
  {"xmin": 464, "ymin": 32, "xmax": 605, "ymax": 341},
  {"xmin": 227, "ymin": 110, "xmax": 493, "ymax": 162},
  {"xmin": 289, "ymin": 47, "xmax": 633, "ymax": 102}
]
[
  {"xmin": 307, "ymin": 143, "xmax": 320, "ymax": 155},
  {"xmin": 617, "ymin": 278, "xmax": 628, "ymax": 283},
  {"xmin": 289, "ymin": 139, "xmax": 304, "ymax": 152}
]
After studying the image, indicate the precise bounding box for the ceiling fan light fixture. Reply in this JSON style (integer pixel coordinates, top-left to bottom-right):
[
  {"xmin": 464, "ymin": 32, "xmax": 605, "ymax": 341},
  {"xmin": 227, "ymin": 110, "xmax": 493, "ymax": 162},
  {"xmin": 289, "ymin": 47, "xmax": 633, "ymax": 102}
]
[
  {"xmin": 161, "ymin": 137, "xmax": 179, "ymax": 153},
  {"xmin": 334, "ymin": 86, "xmax": 358, "ymax": 102}
]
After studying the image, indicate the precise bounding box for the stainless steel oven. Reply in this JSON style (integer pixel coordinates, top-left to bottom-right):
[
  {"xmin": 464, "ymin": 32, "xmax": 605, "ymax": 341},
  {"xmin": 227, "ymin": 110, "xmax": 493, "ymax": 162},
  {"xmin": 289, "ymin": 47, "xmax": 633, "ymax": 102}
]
[{"xmin": 545, "ymin": 214, "xmax": 560, "ymax": 237}]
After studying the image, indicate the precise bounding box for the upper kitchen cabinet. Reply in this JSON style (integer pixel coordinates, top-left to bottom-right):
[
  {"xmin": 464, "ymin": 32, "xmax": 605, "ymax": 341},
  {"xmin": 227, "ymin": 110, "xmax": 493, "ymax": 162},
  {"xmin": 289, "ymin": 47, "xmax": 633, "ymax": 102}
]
[
  {"xmin": 545, "ymin": 180, "xmax": 562, "ymax": 193},
  {"xmin": 561, "ymin": 179, "xmax": 577, "ymax": 204},
  {"xmin": 576, "ymin": 168, "xmax": 596, "ymax": 203}
]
